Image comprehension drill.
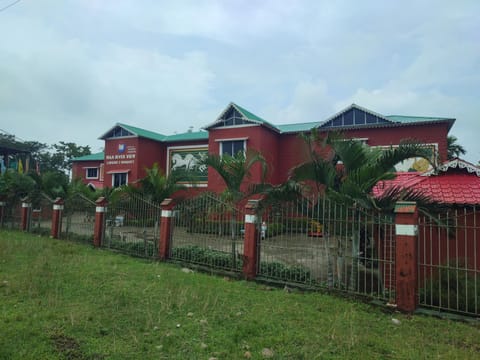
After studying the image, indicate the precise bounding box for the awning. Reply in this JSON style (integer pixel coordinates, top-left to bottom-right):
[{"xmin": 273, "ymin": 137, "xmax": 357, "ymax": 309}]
[{"xmin": 106, "ymin": 169, "xmax": 131, "ymax": 174}]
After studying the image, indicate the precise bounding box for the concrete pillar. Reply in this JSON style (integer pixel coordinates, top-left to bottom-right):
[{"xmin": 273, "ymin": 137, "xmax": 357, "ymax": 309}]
[
  {"xmin": 159, "ymin": 198, "xmax": 175, "ymax": 260},
  {"xmin": 0, "ymin": 197, "xmax": 6, "ymax": 227},
  {"xmin": 243, "ymin": 199, "xmax": 260, "ymax": 280},
  {"xmin": 51, "ymin": 197, "xmax": 64, "ymax": 239},
  {"xmin": 21, "ymin": 197, "xmax": 32, "ymax": 231},
  {"xmin": 394, "ymin": 201, "xmax": 419, "ymax": 313},
  {"xmin": 94, "ymin": 197, "xmax": 108, "ymax": 247}
]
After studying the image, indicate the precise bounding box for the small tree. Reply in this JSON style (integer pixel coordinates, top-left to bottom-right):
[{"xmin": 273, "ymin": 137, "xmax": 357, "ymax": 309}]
[
  {"xmin": 447, "ymin": 135, "xmax": 466, "ymax": 160},
  {"xmin": 201, "ymin": 149, "xmax": 267, "ymax": 267},
  {"xmin": 291, "ymin": 130, "xmax": 434, "ymax": 289}
]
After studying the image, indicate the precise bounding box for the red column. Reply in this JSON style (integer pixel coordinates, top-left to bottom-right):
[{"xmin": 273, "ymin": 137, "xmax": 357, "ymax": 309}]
[
  {"xmin": 394, "ymin": 201, "xmax": 419, "ymax": 313},
  {"xmin": 243, "ymin": 199, "xmax": 260, "ymax": 280},
  {"xmin": 21, "ymin": 198, "xmax": 32, "ymax": 231},
  {"xmin": 159, "ymin": 198, "xmax": 175, "ymax": 260},
  {"xmin": 94, "ymin": 197, "xmax": 108, "ymax": 247},
  {"xmin": 50, "ymin": 197, "xmax": 64, "ymax": 239}
]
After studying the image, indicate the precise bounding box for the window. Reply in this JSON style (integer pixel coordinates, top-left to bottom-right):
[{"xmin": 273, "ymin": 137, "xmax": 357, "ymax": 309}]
[
  {"xmin": 86, "ymin": 168, "xmax": 98, "ymax": 179},
  {"xmin": 221, "ymin": 140, "xmax": 245, "ymax": 156},
  {"xmin": 112, "ymin": 172, "xmax": 128, "ymax": 187},
  {"xmin": 105, "ymin": 127, "xmax": 134, "ymax": 139}
]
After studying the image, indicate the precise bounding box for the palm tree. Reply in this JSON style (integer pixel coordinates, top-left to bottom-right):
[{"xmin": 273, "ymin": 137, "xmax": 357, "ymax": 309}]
[
  {"xmin": 201, "ymin": 149, "xmax": 267, "ymax": 267},
  {"xmin": 133, "ymin": 163, "xmax": 188, "ymax": 203},
  {"xmin": 447, "ymin": 135, "xmax": 466, "ymax": 160},
  {"xmin": 291, "ymin": 130, "xmax": 434, "ymax": 289}
]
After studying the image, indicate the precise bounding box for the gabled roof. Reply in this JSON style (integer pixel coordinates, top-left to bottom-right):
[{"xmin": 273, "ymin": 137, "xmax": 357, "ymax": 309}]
[
  {"xmin": 72, "ymin": 152, "xmax": 104, "ymax": 162},
  {"xmin": 373, "ymin": 159, "xmax": 480, "ymax": 205},
  {"xmin": 313, "ymin": 104, "xmax": 455, "ymax": 131},
  {"xmin": 99, "ymin": 123, "xmax": 166, "ymax": 142},
  {"xmin": 203, "ymin": 102, "xmax": 280, "ymax": 132}
]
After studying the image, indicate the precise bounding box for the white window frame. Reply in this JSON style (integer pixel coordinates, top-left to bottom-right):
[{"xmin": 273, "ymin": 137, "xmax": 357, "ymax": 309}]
[
  {"xmin": 111, "ymin": 172, "xmax": 129, "ymax": 187},
  {"xmin": 215, "ymin": 137, "xmax": 248, "ymax": 157},
  {"xmin": 85, "ymin": 167, "xmax": 99, "ymax": 179}
]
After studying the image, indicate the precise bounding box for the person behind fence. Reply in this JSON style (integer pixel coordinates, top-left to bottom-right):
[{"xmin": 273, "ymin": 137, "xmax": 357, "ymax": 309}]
[{"xmin": 261, "ymin": 221, "xmax": 267, "ymax": 239}]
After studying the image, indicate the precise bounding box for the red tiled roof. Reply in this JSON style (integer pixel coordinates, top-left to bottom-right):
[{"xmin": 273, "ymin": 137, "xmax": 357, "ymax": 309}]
[{"xmin": 373, "ymin": 159, "xmax": 480, "ymax": 205}]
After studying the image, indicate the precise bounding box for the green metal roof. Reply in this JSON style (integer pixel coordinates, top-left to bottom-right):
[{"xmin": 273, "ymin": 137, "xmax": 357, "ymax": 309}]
[
  {"xmin": 117, "ymin": 123, "xmax": 166, "ymax": 141},
  {"xmin": 233, "ymin": 103, "xmax": 279, "ymax": 131},
  {"xmin": 277, "ymin": 122, "xmax": 322, "ymax": 133},
  {"xmin": 163, "ymin": 131, "xmax": 209, "ymax": 142},
  {"xmin": 73, "ymin": 152, "xmax": 104, "ymax": 162},
  {"xmin": 385, "ymin": 115, "xmax": 455, "ymax": 123}
]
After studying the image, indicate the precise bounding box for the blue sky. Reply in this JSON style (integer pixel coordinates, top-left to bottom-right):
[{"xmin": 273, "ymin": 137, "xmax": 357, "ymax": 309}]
[{"xmin": 1, "ymin": 0, "xmax": 479, "ymax": 162}]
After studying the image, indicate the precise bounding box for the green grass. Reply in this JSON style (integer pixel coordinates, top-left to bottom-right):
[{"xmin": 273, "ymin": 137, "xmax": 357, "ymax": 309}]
[{"xmin": 0, "ymin": 230, "xmax": 479, "ymax": 359}]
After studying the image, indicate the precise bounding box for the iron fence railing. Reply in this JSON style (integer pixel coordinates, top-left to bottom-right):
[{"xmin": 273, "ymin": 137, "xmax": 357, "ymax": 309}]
[
  {"xmin": 170, "ymin": 193, "xmax": 244, "ymax": 272},
  {"xmin": 257, "ymin": 196, "xmax": 395, "ymax": 301},
  {"xmin": 103, "ymin": 193, "xmax": 161, "ymax": 258},
  {"xmin": 418, "ymin": 206, "xmax": 480, "ymax": 315},
  {"xmin": 60, "ymin": 193, "xmax": 96, "ymax": 245},
  {"xmin": 29, "ymin": 193, "xmax": 54, "ymax": 236}
]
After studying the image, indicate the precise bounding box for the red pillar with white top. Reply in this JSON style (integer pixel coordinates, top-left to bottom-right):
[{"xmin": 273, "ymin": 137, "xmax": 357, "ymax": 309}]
[
  {"xmin": 243, "ymin": 199, "xmax": 260, "ymax": 280},
  {"xmin": 159, "ymin": 198, "xmax": 175, "ymax": 260},
  {"xmin": 94, "ymin": 197, "xmax": 108, "ymax": 247},
  {"xmin": 394, "ymin": 201, "xmax": 419, "ymax": 313},
  {"xmin": 50, "ymin": 197, "xmax": 64, "ymax": 239}
]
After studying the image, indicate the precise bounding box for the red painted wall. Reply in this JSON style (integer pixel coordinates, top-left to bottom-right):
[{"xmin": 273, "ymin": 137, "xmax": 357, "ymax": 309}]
[
  {"xmin": 72, "ymin": 160, "xmax": 104, "ymax": 185},
  {"xmin": 74, "ymin": 121, "xmax": 451, "ymax": 192},
  {"xmin": 418, "ymin": 210, "xmax": 480, "ymax": 280},
  {"xmin": 337, "ymin": 122, "xmax": 450, "ymax": 161},
  {"xmin": 207, "ymin": 125, "xmax": 280, "ymax": 193}
]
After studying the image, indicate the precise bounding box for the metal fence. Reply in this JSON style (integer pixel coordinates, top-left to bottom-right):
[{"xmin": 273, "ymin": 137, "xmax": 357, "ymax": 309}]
[
  {"xmin": 418, "ymin": 206, "xmax": 480, "ymax": 315},
  {"xmin": 61, "ymin": 193, "xmax": 96, "ymax": 245},
  {"xmin": 170, "ymin": 193, "xmax": 245, "ymax": 272},
  {"xmin": 29, "ymin": 193, "xmax": 54, "ymax": 236},
  {"xmin": 257, "ymin": 196, "xmax": 395, "ymax": 301},
  {"xmin": 102, "ymin": 193, "xmax": 161, "ymax": 258},
  {"xmin": 0, "ymin": 200, "xmax": 22, "ymax": 230}
]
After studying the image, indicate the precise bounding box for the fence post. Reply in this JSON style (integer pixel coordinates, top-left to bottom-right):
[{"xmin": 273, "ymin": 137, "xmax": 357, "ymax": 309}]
[
  {"xmin": 0, "ymin": 196, "xmax": 6, "ymax": 227},
  {"xmin": 394, "ymin": 201, "xmax": 419, "ymax": 313},
  {"xmin": 51, "ymin": 197, "xmax": 64, "ymax": 239},
  {"xmin": 243, "ymin": 199, "xmax": 260, "ymax": 280},
  {"xmin": 159, "ymin": 198, "xmax": 175, "ymax": 260},
  {"xmin": 94, "ymin": 197, "xmax": 108, "ymax": 247},
  {"xmin": 21, "ymin": 197, "xmax": 32, "ymax": 231}
]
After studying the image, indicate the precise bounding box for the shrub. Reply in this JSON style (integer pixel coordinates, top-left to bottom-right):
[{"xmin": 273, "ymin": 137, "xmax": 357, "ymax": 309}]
[
  {"xmin": 108, "ymin": 239, "xmax": 157, "ymax": 257},
  {"xmin": 259, "ymin": 261, "xmax": 312, "ymax": 283},
  {"xmin": 171, "ymin": 245, "xmax": 242, "ymax": 269},
  {"xmin": 186, "ymin": 219, "xmax": 244, "ymax": 236},
  {"xmin": 420, "ymin": 258, "xmax": 479, "ymax": 314}
]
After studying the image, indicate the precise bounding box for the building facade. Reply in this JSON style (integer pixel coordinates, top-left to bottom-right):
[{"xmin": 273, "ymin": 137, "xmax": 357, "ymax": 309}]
[{"xmin": 72, "ymin": 103, "xmax": 455, "ymax": 192}]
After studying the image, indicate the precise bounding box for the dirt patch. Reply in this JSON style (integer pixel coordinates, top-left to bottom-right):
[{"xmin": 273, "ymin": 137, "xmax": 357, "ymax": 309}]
[{"xmin": 50, "ymin": 332, "xmax": 85, "ymax": 360}]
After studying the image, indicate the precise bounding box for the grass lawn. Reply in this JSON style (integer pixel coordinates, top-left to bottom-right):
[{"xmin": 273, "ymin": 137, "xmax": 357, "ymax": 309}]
[{"xmin": 1, "ymin": 230, "xmax": 479, "ymax": 359}]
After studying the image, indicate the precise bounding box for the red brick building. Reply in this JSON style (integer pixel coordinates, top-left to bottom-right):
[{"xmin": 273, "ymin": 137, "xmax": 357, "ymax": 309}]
[{"xmin": 72, "ymin": 102, "xmax": 455, "ymax": 192}]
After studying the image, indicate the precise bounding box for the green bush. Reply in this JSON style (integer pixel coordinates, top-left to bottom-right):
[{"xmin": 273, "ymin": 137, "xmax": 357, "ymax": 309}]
[
  {"xmin": 61, "ymin": 232, "xmax": 93, "ymax": 244},
  {"xmin": 284, "ymin": 217, "xmax": 311, "ymax": 234},
  {"xmin": 259, "ymin": 261, "xmax": 312, "ymax": 283},
  {"xmin": 109, "ymin": 239, "xmax": 157, "ymax": 257},
  {"xmin": 171, "ymin": 245, "xmax": 242, "ymax": 269},
  {"xmin": 263, "ymin": 223, "xmax": 285, "ymax": 238},
  {"xmin": 186, "ymin": 219, "xmax": 244, "ymax": 236},
  {"xmin": 30, "ymin": 227, "xmax": 51, "ymax": 237},
  {"xmin": 420, "ymin": 258, "xmax": 479, "ymax": 314}
]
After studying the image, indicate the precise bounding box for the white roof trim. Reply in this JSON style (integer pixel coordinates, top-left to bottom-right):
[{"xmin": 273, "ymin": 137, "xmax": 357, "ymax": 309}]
[
  {"xmin": 317, "ymin": 103, "xmax": 394, "ymax": 128},
  {"xmin": 98, "ymin": 123, "xmax": 138, "ymax": 140},
  {"xmin": 422, "ymin": 158, "xmax": 480, "ymax": 177}
]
